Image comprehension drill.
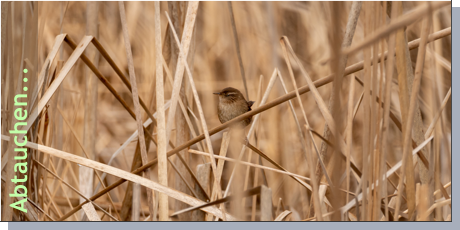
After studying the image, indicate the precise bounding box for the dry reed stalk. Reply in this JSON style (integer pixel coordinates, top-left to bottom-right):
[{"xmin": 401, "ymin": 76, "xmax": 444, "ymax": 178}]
[
  {"xmin": 41, "ymin": 11, "xmax": 452, "ymax": 220},
  {"xmin": 46, "ymin": 163, "xmax": 76, "ymax": 219},
  {"xmin": 82, "ymin": 202, "xmax": 101, "ymax": 221},
  {"xmin": 304, "ymin": 126, "xmax": 322, "ymax": 221},
  {"xmin": 361, "ymin": 2, "xmax": 372, "ymax": 220},
  {"xmin": 280, "ymin": 37, "xmax": 361, "ymax": 179},
  {"xmin": 279, "ymin": 32, "xmax": 326, "ymax": 218},
  {"xmin": 428, "ymin": 48, "xmax": 451, "ymax": 72},
  {"xmin": 0, "ymin": 1, "xmax": 9, "ymax": 174},
  {"xmin": 328, "ymin": 2, "xmax": 346, "ymax": 220},
  {"xmin": 394, "ymin": 2, "xmax": 424, "ymax": 220},
  {"xmin": 336, "ymin": 135, "xmax": 434, "ymax": 216},
  {"xmin": 159, "ymin": 56, "xmax": 206, "ymax": 151},
  {"xmin": 118, "ymin": 1, "xmax": 155, "ymax": 220},
  {"xmin": 3, "ymin": 181, "xmax": 51, "ymax": 221},
  {"xmin": 242, "ymin": 75, "xmax": 264, "ymax": 213},
  {"xmin": 279, "ymin": 45, "xmax": 332, "ymax": 187},
  {"xmin": 377, "ymin": 2, "xmax": 388, "ymax": 220},
  {"xmin": 141, "ymin": 51, "xmax": 211, "ymax": 202},
  {"xmin": 165, "ymin": 11, "xmax": 227, "ymax": 220},
  {"xmin": 425, "ymin": 88, "xmax": 451, "ymax": 139},
  {"xmin": 260, "ymin": 185, "xmax": 272, "ymax": 221},
  {"xmin": 241, "ymin": 140, "xmax": 325, "ymax": 203},
  {"xmin": 35, "ymin": 134, "xmax": 62, "ymax": 220},
  {"xmin": 51, "ymin": 196, "xmax": 150, "ymax": 214},
  {"xmin": 0, "ymin": 2, "xmax": 8, "ymax": 93},
  {"xmin": 65, "ymin": 33, "xmax": 171, "ymax": 217},
  {"xmin": 394, "ymin": 15, "xmax": 432, "ymax": 220},
  {"xmin": 1, "ymin": 2, "xmax": 14, "ymax": 221},
  {"xmin": 192, "ymin": 163, "xmax": 211, "ymax": 221},
  {"xmin": 274, "ymin": 210, "xmax": 292, "ymax": 221},
  {"xmin": 33, "ymin": 160, "xmax": 116, "ymax": 221},
  {"xmin": 167, "ymin": 158, "xmax": 199, "ymax": 199},
  {"xmin": 88, "ymin": 39, "xmax": 159, "ymax": 127},
  {"xmin": 93, "ymin": 101, "xmax": 170, "ymax": 194},
  {"xmin": 79, "ymin": 2, "xmax": 99, "ymax": 221},
  {"xmin": 344, "ymin": 75, "xmax": 355, "ymax": 220},
  {"xmin": 376, "ymin": 1, "xmax": 398, "ymax": 221},
  {"xmin": 24, "ymin": 35, "xmax": 93, "ymax": 132},
  {"xmin": 227, "ymin": 1, "xmax": 249, "ymax": 100},
  {"xmin": 174, "ymin": 151, "xmax": 210, "ymax": 200},
  {"xmin": 352, "ymin": 76, "xmax": 431, "ymax": 171},
  {"xmin": 189, "ymin": 149, "xmax": 318, "ymax": 183},
  {"xmin": 342, "ymin": 1, "xmax": 449, "ymax": 56},
  {"xmin": 50, "ymin": 26, "xmax": 422, "ymax": 218},
  {"xmin": 166, "ymin": 2, "xmax": 192, "ymax": 221},
  {"xmin": 153, "ymin": 1, "xmax": 168, "ymax": 221},
  {"xmin": 3, "ymin": 2, "xmax": 28, "ymax": 220},
  {"xmin": 127, "ymin": 26, "xmax": 450, "ymax": 174},
  {"xmin": 207, "ymin": 131, "xmax": 230, "ymax": 221},
  {"xmin": 277, "ymin": 72, "xmax": 334, "ymax": 203},
  {"xmin": 342, "ymin": 27, "xmax": 450, "ymax": 82},
  {"xmin": 222, "ymin": 69, "xmax": 278, "ymax": 196},
  {"xmin": 314, "ymin": 2, "xmax": 361, "ymax": 206},
  {"xmin": 47, "ymin": 60, "xmax": 63, "ymax": 206},
  {"xmin": 170, "ymin": 185, "xmax": 265, "ymax": 217},
  {"xmin": 432, "ymin": 9, "xmax": 449, "ymax": 136},
  {"xmin": 250, "ymin": 163, "xmax": 260, "ymax": 221},
  {"xmin": 30, "ymin": 34, "xmax": 65, "ymax": 112},
  {"xmin": 343, "ymin": 23, "xmax": 418, "ymax": 218},
  {"xmin": 56, "ymin": 106, "xmax": 121, "ymax": 220},
  {"xmin": 2, "ymin": 135, "xmax": 238, "ymax": 220},
  {"xmin": 164, "ymin": 2, "xmax": 199, "ymax": 147},
  {"xmin": 369, "ymin": 2, "xmax": 381, "ymax": 220}
]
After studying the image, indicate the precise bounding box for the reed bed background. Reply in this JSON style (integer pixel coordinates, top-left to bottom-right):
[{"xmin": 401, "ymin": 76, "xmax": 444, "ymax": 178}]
[{"xmin": 1, "ymin": 1, "xmax": 452, "ymax": 221}]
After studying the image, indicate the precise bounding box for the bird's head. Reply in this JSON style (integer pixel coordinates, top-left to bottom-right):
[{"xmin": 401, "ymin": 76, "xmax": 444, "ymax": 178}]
[{"xmin": 213, "ymin": 87, "xmax": 246, "ymax": 104}]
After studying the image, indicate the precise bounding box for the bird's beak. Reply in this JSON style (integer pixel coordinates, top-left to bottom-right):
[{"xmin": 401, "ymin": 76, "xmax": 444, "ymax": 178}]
[{"xmin": 213, "ymin": 92, "xmax": 221, "ymax": 95}]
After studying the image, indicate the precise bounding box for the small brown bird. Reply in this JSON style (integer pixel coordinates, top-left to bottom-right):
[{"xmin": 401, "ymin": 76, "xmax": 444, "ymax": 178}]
[{"xmin": 214, "ymin": 87, "xmax": 255, "ymax": 128}]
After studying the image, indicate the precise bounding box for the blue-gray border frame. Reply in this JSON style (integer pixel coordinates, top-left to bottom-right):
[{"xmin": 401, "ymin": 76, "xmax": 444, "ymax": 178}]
[{"xmin": 4, "ymin": 2, "xmax": 457, "ymax": 230}]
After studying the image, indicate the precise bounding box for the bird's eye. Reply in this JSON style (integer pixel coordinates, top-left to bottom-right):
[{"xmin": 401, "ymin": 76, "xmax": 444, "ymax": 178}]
[{"xmin": 225, "ymin": 94, "xmax": 229, "ymax": 97}]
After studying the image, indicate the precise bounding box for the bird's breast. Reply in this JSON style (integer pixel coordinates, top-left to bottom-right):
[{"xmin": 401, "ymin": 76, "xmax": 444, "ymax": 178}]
[{"xmin": 217, "ymin": 100, "xmax": 248, "ymax": 123}]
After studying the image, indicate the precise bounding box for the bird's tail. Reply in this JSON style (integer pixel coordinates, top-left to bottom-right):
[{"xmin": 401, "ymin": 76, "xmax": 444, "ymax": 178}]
[{"xmin": 248, "ymin": 101, "xmax": 255, "ymax": 111}]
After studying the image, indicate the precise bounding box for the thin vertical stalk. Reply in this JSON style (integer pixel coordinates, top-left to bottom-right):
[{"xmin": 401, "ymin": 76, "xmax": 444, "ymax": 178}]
[
  {"xmin": 345, "ymin": 75, "xmax": 356, "ymax": 219},
  {"xmin": 394, "ymin": 15, "xmax": 431, "ymax": 220},
  {"xmin": 154, "ymin": 1, "xmax": 168, "ymax": 221},
  {"xmin": 227, "ymin": 1, "xmax": 249, "ymax": 100},
  {"xmin": 119, "ymin": 1, "xmax": 155, "ymax": 220}
]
